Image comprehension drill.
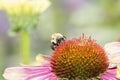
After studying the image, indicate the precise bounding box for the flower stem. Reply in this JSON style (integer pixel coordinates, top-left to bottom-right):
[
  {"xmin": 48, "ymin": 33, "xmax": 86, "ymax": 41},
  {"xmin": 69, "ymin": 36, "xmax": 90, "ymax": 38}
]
[{"xmin": 21, "ymin": 31, "xmax": 30, "ymax": 64}]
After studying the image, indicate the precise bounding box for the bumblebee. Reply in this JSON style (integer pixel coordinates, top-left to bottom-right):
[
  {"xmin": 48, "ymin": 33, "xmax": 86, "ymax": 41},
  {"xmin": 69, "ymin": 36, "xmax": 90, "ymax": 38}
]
[{"xmin": 50, "ymin": 33, "xmax": 66, "ymax": 50}]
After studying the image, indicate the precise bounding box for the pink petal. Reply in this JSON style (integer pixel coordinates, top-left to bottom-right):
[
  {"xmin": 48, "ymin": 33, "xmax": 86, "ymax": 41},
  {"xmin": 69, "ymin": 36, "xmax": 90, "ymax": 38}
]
[
  {"xmin": 100, "ymin": 68, "xmax": 120, "ymax": 80},
  {"xmin": 36, "ymin": 54, "xmax": 51, "ymax": 61},
  {"xmin": 104, "ymin": 42, "xmax": 120, "ymax": 55},
  {"xmin": 104, "ymin": 42, "xmax": 120, "ymax": 68},
  {"xmin": 3, "ymin": 67, "xmax": 28, "ymax": 80},
  {"xmin": 3, "ymin": 62, "xmax": 58, "ymax": 80},
  {"xmin": 25, "ymin": 72, "xmax": 57, "ymax": 80}
]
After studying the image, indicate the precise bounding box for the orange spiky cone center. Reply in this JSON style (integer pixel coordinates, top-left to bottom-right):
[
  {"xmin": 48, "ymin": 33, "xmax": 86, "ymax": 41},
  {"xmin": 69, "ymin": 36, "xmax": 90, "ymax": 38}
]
[{"xmin": 50, "ymin": 35, "xmax": 109, "ymax": 80}]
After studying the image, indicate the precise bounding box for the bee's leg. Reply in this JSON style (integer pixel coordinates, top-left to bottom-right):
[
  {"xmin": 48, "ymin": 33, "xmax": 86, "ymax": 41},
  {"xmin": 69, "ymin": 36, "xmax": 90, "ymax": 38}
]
[
  {"xmin": 50, "ymin": 44, "xmax": 55, "ymax": 50},
  {"xmin": 52, "ymin": 42, "xmax": 58, "ymax": 45}
]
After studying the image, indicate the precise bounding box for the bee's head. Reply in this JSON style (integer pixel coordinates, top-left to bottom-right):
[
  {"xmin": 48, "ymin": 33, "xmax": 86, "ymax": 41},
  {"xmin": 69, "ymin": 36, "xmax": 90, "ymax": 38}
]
[
  {"xmin": 57, "ymin": 36, "xmax": 66, "ymax": 44},
  {"xmin": 51, "ymin": 33, "xmax": 66, "ymax": 45}
]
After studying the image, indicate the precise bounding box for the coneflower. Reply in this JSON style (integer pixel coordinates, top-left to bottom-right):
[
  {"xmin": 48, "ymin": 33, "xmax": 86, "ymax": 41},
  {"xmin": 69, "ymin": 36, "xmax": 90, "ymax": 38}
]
[
  {"xmin": 3, "ymin": 34, "xmax": 120, "ymax": 80},
  {"xmin": 51, "ymin": 34, "xmax": 109, "ymax": 80}
]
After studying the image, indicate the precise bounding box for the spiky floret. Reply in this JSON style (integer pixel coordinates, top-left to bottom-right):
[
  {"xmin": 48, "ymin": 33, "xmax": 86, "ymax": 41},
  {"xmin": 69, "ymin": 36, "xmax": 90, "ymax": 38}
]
[{"xmin": 50, "ymin": 35, "xmax": 109, "ymax": 80}]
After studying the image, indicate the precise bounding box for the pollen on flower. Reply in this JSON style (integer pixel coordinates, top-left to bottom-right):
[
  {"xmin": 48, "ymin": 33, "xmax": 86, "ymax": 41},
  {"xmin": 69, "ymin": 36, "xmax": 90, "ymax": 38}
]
[{"xmin": 50, "ymin": 34, "xmax": 109, "ymax": 80}]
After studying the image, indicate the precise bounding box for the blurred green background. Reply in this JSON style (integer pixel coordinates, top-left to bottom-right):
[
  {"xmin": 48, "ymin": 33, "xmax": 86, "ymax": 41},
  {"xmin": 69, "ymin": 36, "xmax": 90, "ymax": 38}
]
[{"xmin": 0, "ymin": 0, "xmax": 120, "ymax": 79}]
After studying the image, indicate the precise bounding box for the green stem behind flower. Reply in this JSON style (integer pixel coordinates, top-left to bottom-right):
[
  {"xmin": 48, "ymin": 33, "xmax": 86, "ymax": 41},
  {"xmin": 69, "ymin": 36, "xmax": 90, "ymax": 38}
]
[{"xmin": 21, "ymin": 31, "xmax": 30, "ymax": 64}]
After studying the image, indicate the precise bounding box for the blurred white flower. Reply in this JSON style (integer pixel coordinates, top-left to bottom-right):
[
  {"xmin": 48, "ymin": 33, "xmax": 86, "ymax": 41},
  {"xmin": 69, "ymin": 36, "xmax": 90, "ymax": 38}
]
[{"xmin": 0, "ymin": 0, "xmax": 51, "ymax": 14}]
